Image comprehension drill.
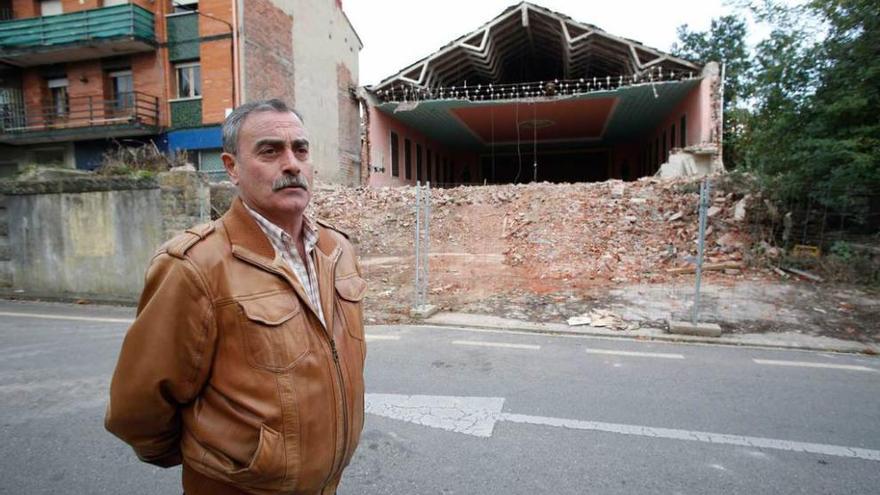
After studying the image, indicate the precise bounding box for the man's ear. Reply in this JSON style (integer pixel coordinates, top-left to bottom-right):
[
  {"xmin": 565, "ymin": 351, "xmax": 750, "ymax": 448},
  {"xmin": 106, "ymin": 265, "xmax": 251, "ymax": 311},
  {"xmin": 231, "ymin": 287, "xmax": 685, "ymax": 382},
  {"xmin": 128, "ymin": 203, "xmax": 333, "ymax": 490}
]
[{"xmin": 221, "ymin": 152, "xmax": 239, "ymax": 185}]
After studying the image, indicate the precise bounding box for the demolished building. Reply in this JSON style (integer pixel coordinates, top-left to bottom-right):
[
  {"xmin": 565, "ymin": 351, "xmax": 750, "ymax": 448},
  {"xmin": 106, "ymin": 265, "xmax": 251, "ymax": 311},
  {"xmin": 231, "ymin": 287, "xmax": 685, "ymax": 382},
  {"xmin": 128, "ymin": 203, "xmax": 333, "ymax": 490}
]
[{"xmin": 359, "ymin": 2, "xmax": 724, "ymax": 187}]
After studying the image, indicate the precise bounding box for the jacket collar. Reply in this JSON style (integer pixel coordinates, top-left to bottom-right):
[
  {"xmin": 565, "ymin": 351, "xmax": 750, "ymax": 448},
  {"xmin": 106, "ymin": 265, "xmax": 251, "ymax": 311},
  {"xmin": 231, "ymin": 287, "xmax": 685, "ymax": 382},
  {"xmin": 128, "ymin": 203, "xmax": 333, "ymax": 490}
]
[{"xmin": 222, "ymin": 197, "xmax": 337, "ymax": 258}]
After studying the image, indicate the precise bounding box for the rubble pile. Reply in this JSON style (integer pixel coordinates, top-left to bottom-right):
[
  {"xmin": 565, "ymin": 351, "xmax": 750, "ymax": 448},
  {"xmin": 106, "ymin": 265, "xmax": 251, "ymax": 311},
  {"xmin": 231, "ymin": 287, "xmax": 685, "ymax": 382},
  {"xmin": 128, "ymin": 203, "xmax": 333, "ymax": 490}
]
[{"xmin": 310, "ymin": 176, "xmax": 760, "ymax": 287}]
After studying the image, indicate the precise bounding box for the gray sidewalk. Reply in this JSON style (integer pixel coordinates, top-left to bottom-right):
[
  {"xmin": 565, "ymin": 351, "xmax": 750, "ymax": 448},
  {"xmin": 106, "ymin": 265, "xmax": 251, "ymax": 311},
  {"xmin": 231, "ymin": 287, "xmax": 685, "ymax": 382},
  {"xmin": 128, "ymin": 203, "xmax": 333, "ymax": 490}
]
[{"xmin": 423, "ymin": 311, "xmax": 880, "ymax": 355}]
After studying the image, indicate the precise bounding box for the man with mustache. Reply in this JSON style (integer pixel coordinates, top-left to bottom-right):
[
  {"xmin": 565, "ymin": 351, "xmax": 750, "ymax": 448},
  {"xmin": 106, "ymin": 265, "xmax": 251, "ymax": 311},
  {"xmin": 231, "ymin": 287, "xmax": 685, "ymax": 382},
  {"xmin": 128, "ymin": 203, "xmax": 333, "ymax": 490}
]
[{"xmin": 106, "ymin": 99, "xmax": 367, "ymax": 495}]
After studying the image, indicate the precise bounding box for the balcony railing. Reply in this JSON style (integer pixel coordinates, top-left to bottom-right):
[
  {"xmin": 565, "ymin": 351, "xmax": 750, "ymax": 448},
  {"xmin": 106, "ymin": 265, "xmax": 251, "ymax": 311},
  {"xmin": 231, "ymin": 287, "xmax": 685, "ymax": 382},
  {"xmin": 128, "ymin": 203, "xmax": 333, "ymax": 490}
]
[
  {"xmin": 0, "ymin": 4, "xmax": 156, "ymax": 65},
  {"xmin": 0, "ymin": 91, "xmax": 159, "ymax": 136}
]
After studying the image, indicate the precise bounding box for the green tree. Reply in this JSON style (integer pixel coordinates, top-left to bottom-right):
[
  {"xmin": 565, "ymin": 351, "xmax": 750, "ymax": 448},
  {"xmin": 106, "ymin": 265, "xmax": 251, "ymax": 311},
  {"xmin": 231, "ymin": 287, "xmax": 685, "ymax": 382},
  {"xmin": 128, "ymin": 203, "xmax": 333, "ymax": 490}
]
[{"xmin": 744, "ymin": 0, "xmax": 880, "ymax": 225}]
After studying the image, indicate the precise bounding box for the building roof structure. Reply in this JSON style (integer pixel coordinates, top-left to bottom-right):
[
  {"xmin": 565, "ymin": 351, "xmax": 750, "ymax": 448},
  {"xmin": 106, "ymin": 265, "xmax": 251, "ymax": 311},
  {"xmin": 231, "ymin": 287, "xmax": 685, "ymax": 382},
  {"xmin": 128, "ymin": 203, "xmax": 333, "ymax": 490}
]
[{"xmin": 369, "ymin": 2, "xmax": 701, "ymax": 94}]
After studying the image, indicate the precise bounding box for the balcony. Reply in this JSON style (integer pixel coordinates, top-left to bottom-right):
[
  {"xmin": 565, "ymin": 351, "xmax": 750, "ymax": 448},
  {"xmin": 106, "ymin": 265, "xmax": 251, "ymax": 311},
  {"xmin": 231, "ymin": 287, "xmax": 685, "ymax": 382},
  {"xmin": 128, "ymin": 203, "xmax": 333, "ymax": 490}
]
[
  {"xmin": 0, "ymin": 91, "xmax": 160, "ymax": 144},
  {"xmin": 0, "ymin": 4, "xmax": 157, "ymax": 67}
]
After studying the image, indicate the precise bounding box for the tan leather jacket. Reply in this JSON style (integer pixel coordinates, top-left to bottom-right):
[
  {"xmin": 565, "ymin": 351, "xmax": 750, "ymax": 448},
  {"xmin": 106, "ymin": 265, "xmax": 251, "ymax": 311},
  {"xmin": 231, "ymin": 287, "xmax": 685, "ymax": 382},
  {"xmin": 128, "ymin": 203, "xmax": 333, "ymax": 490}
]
[{"xmin": 106, "ymin": 198, "xmax": 367, "ymax": 495}]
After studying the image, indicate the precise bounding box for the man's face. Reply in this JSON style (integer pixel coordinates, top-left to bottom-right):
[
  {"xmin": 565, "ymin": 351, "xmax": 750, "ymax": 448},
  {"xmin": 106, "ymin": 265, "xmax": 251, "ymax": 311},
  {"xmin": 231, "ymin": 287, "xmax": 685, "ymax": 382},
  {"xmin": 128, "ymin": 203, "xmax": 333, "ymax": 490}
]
[{"xmin": 222, "ymin": 110, "xmax": 313, "ymax": 225}]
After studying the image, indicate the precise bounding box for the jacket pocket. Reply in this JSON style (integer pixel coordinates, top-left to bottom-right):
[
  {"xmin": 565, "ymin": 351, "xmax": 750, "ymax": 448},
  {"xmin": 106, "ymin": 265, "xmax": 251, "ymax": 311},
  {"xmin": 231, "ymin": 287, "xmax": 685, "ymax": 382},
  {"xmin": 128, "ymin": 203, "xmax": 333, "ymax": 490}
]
[
  {"xmin": 238, "ymin": 291, "xmax": 311, "ymax": 372},
  {"xmin": 334, "ymin": 274, "xmax": 367, "ymax": 341},
  {"xmin": 226, "ymin": 424, "xmax": 285, "ymax": 486}
]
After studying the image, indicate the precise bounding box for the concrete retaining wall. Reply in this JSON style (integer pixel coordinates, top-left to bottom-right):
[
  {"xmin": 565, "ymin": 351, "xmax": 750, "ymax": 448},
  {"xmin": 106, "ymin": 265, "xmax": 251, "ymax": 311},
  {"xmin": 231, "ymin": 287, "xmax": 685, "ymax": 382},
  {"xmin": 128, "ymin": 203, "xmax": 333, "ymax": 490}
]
[
  {"xmin": 0, "ymin": 171, "xmax": 210, "ymax": 302},
  {"xmin": 0, "ymin": 195, "xmax": 11, "ymax": 288}
]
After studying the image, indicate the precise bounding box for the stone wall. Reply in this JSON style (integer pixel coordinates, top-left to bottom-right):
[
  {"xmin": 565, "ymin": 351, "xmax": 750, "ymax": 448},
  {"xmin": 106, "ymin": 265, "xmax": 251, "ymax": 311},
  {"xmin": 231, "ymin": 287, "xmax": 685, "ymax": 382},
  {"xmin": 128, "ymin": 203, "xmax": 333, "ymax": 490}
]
[
  {"xmin": 158, "ymin": 171, "xmax": 211, "ymax": 241},
  {"xmin": 0, "ymin": 171, "xmax": 210, "ymax": 302},
  {"xmin": 0, "ymin": 195, "xmax": 11, "ymax": 288}
]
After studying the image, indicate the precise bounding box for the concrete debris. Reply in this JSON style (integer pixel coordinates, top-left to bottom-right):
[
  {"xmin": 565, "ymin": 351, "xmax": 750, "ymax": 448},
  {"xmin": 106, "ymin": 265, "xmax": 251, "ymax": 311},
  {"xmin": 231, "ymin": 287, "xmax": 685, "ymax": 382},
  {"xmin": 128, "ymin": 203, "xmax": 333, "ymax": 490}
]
[
  {"xmin": 734, "ymin": 194, "xmax": 749, "ymax": 222},
  {"xmin": 587, "ymin": 309, "xmax": 633, "ymax": 330},
  {"xmin": 782, "ymin": 267, "xmax": 825, "ymax": 283},
  {"xmin": 666, "ymin": 261, "xmax": 743, "ymax": 275},
  {"xmin": 667, "ymin": 319, "xmax": 723, "ymax": 337},
  {"xmin": 306, "ymin": 177, "xmax": 766, "ymax": 320},
  {"xmin": 566, "ymin": 315, "xmax": 593, "ymax": 326},
  {"xmin": 568, "ymin": 309, "xmax": 634, "ymax": 330},
  {"xmin": 656, "ymin": 152, "xmax": 712, "ymax": 178}
]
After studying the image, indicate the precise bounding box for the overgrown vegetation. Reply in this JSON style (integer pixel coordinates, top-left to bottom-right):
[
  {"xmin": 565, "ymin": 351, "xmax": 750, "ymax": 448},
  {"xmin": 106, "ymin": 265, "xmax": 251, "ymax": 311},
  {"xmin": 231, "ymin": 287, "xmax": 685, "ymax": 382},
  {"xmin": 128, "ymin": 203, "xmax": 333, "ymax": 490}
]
[
  {"xmin": 673, "ymin": 0, "xmax": 879, "ymax": 230},
  {"xmin": 95, "ymin": 140, "xmax": 189, "ymax": 178},
  {"xmin": 673, "ymin": 0, "xmax": 879, "ymax": 284}
]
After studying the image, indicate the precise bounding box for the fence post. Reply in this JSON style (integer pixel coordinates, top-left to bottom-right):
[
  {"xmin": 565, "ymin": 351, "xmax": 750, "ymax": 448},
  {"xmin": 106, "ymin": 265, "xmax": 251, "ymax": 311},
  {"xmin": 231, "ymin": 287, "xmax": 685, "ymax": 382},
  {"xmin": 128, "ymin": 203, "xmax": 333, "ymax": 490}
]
[
  {"xmin": 692, "ymin": 178, "xmax": 711, "ymax": 324},
  {"xmin": 413, "ymin": 181, "xmax": 422, "ymax": 310},
  {"xmin": 412, "ymin": 181, "xmax": 432, "ymax": 315}
]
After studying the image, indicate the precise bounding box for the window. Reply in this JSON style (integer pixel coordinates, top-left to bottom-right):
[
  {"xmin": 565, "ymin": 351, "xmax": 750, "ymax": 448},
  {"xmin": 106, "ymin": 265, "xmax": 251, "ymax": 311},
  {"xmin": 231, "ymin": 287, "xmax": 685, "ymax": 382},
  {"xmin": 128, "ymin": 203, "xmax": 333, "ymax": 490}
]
[
  {"xmin": 680, "ymin": 115, "xmax": 687, "ymax": 148},
  {"xmin": 426, "ymin": 149, "xmax": 432, "ymax": 182},
  {"xmin": 109, "ymin": 70, "xmax": 133, "ymax": 110},
  {"xmin": 661, "ymin": 131, "xmax": 667, "ymax": 163},
  {"xmin": 653, "ymin": 138, "xmax": 659, "ymax": 168},
  {"xmin": 32, "ymin": 148, "xmax": 65, "ymax": 165},
  {"xmin": 416, "ymin": 144, "xmax": 423, "ymax": 181},
  {"xmin": 390, "ymin": 132, "xmax": 399, "ymax": 177},
  {"xmin": 175, "ymin": 63, "xmax": 201, "ymax": 99},
  {"xmin": 40, "ymin": 0, "xmax": 61, "ymax": 16},
  {"xmin": 172, "ymin": 0, "xmax": 198, "ymax": 13},
  {"xmin": 404, "ymin": 138, "xmax": 412, "ymax": 180},
  {"xmin": 47, "ymin": 77, "xmax": 68, "ymax": 118}
]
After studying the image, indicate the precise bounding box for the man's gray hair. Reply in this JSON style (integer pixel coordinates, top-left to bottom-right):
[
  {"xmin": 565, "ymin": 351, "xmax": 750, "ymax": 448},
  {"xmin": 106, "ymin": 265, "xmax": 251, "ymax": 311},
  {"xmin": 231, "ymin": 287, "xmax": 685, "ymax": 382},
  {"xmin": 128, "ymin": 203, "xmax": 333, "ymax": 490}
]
[{"xmin": 221, "ymin": 99, "xmax": 304, "ymax": 155}]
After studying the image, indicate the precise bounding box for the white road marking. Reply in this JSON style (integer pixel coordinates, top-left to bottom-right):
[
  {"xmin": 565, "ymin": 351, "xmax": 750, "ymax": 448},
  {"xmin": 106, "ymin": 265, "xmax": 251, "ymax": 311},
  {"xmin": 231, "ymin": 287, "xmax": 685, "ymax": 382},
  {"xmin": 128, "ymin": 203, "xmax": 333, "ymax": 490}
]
[
  {"xmin": 452, "ymin": 340, "xmax": 541, "ymax": 350},
  {"xmin": 366, "ymin": 335, "xmax": 401, "ymax": 341},
  {"xmin": 753, "ymin": 359, "xmax": 877, "ymax": 372},
  {"xmin": 366, "ymin": 393, "xmax": 880, "ymax": 462},
  {"xmin": 0, "ymin": 311, "xmax": 133, "ymax": 324},
  {"xmin": 500, "ymin": 412, "xmax": 880, "ymax": 462},
  {"xmin": 366, "ymin": 393, "xmax": 505, "ymax": 437},
  {"xmin": 585, "ymin": 348, "xmax": 684, "ymax": 359}
]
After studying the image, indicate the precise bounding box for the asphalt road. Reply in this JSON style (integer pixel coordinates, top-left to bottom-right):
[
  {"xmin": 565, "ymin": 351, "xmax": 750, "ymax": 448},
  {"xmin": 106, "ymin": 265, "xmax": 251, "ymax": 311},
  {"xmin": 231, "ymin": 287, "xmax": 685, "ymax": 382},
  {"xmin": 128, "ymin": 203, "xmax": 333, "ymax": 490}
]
[{"xmin": 1, "ymin": 299, "xmax": 878, "ymax": 494}]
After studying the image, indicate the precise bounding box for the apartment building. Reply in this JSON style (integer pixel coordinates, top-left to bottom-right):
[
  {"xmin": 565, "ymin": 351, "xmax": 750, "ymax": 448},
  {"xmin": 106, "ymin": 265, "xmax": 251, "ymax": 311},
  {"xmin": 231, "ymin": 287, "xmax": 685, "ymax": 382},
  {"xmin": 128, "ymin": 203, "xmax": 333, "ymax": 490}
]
[{"xmin": 0, "ymin": 0, "xmax": 362, "ymax": 184}]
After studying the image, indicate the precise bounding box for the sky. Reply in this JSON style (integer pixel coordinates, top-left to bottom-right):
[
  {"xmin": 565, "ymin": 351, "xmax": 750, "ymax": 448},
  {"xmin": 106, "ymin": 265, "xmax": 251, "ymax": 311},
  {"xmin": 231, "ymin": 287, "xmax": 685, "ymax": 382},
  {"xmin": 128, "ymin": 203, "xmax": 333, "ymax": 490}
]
[{"xmin": 344, "ymin": 0, "xmax": 746, "ymax": 87}]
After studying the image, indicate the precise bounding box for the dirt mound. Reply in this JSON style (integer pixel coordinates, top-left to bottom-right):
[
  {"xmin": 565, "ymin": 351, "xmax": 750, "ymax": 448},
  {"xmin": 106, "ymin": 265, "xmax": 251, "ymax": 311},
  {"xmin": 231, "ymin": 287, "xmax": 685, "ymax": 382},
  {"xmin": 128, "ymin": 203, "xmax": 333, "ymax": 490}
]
[{"xmin": 309, "ymin": 176, "xmax": 764, "ymax": 321}]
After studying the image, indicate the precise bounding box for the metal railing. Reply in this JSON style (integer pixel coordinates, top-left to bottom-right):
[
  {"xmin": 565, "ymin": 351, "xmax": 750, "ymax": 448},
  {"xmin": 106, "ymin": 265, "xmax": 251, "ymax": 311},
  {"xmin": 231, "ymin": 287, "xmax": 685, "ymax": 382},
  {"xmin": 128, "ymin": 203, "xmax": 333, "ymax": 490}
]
[
  {"xmin": 0, "ymin": 91, "xmax": 159, "ymax": 133},
  {"xmin": 0, "ymin": 4, "xmax": 155, "ymax": 49}
]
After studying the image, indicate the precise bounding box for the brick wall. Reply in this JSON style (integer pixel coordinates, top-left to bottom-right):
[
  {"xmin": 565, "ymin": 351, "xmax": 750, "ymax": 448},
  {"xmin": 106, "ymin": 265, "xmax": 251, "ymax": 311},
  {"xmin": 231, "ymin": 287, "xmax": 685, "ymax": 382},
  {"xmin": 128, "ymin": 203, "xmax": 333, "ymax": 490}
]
[
  {"xmin": 65, "ymin": 60, "xmax": 106, "ymax": 121},
  {"xmin": 11, "ymin": 0, "xmax": 38, "ymax": 17},
  {"xmin": 157, "ymin": 170, "xmax": 211, "ymax": 241},
  {"xmin": 60, "ymin": 0, "xmax": 99, "ymax": 13},
  {"xmin": 130, "ymin": 0, "xmax": 156, "ymax": 12},
  {"xmin": 200, "ymin": 39, "xmax": 234, "ymax": 124},
  {"xmin": 21, "ymin": 70, "xmax": 45, "ymax": 117},
  {"xmin": 132, "ymin": 52, "xmax": 168, "ymax": 127},
  {"xmin": 198, "ymin": 0, "xmax": 234, "ymax": 124},
  {"xmin": 241, "ymin": 0, "xmax": 295, "ymax": 103},
  {"xmin": 337, "ymin": 63, "xmax": 360, "ymax": 185}
]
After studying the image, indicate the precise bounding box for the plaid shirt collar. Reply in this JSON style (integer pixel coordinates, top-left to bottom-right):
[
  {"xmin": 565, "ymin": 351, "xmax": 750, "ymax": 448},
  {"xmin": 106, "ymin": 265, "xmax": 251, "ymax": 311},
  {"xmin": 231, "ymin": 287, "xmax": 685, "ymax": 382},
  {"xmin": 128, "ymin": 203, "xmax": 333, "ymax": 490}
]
[
  {"xmin": 241, "ymin": 202, "xmax": 319, "ymax": 257},
  {"xmin": 242, "ymin": 201, "xmax": 326, "ymax": 327}
]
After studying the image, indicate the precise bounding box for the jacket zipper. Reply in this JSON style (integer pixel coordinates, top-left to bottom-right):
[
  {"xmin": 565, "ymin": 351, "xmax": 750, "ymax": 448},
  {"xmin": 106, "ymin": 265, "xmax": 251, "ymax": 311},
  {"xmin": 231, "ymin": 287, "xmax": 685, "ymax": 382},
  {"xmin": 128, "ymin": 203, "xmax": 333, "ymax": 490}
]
[
  {"xmin": 233, "ymin": 245, "xmax": 349, "ymax": 489},
  {"xmin": 321, "ymin": 255, "xmax": 349, "ymax": 490}
]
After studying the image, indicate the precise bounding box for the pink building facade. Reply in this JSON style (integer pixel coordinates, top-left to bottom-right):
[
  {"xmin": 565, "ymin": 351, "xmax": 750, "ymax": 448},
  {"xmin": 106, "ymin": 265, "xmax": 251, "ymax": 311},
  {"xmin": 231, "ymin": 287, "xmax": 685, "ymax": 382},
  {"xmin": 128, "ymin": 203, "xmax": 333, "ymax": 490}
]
[{"xmin": 360, "ymin": 3, "xmax": 723, "ymax": 187}]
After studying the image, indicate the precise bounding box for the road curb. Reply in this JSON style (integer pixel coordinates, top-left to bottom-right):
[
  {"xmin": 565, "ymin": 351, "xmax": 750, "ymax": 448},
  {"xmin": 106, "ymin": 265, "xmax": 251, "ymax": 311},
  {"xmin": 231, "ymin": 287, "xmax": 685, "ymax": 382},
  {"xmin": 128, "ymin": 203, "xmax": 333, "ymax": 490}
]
[{"xmin": 414, "ymin": 312, "xmax": 880, "ymax": 356}]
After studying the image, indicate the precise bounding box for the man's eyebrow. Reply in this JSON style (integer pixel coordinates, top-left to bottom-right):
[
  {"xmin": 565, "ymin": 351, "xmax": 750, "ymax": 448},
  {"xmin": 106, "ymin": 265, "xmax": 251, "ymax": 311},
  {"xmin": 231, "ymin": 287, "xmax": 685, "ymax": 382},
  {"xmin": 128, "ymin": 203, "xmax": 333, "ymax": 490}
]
[
  {"xmin": 253, "ymin": 138, "xmax": 283, "ymax": 148},
  {"xmin": 252, "ymin": 138, "xmax": 309, "ymax": 148}
]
